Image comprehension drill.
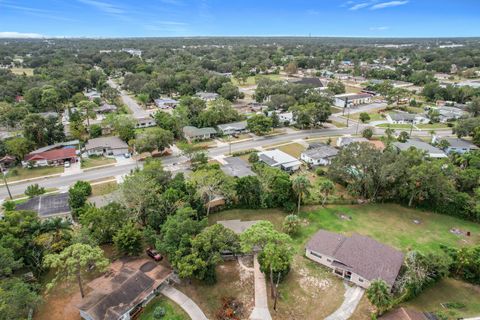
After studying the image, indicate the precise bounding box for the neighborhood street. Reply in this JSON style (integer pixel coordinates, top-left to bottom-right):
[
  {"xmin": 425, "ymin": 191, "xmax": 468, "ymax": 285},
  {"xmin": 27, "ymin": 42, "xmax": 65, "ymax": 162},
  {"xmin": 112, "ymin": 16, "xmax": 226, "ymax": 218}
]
[{"xmin": 107, "ymin": 78, "xmax": 150, "ymax": 119}]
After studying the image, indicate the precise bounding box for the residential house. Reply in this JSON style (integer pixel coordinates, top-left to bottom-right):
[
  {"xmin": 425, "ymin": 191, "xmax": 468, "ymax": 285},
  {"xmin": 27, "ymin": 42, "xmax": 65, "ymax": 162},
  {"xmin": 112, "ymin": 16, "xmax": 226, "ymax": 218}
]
[
  {"xmin": 77, "ymin": 259, "xmax": 172, "ymax": 320},
  {"xmin": 380, "ymin": 307, "xmax": 431, "ymax": 320},
  {"xmin": 386, "ymin": 112, "xmax": 429, "ymax": 125},
  {"xmin": 436, "ymin": 106, "xmax": 467, "ymax": 123},
  {"xmin": 85, "ymin": 89, "xmax": 101, "ymax": 100},
  {"xmin": 28, "ymin": 140, "xmax": 80, "ymax": 155},
  {"xmin": 334, "ymin": 93, "xmax": 372, "ymax": 108},
  {"xmin": 182, "ymin": 126, "xmax": 217, "ymax": 142},
  {"xmin": 121, "ymin": 48, "xmax": 142, "ymax": 57},
  {"xmin": 290, "ymin": 77, "xmax": 324, "ymax": 89},
  {"xmin": 94, "ymin": 103, "xmax": 117, "ymax": 114},
  {"xmin": 196, "ymin": 92, "xmax": 219, "ymax": 102},
  {"xmin": 217, "ymin": 121, "xmax": 248, "ymax": 136},
  {"xmin": 84, "ymin": 136, "xmax": 129, "ymax": 156},
  {"xmin": 300, "ymin": 144, "xmax": 339, "ymax": 166},
  {"xmin": 278, "ymin": 112, "xmax": 296, "ymax": 125},
  {"xmin": 38, "ymin": 111, "xmax": 60, "ymax": 119},
  {"xmin": 258, "ymin": 149, "xmax": 301, "ymax": 172},
  {"xmin": 393, "ymin": 139, "xmax": 447, "ymax": 158},
  {"xmin": 432, "ymin": 136, "xmax": 479, "ymax": 154},
  {"xmin": 221, "ymin": 157, "xmax": 256, "ymax": 178},
  {"xmin": 16, "ymin": 193, "xmax": 71, "ymax": 219},
  {"xmin": 0, "ymin": 155, "xmax": 16, "ymax": 169},
  {"xmin": 154, "ymin": 98, "xmax": 179, "ymax": 109},
  {"xmin": 23, "ymin": 148, "xmax": 78, "ymax": 167},
  {"xmin": 336, "ymin": 136, "xmax": 369, "ymax": 148},
  {"xmin": 135, "ymin": 116, "xmax": 156, "ymax": 128},
  {"xmin": 306, "ymin": 230, "xmax": 404, "ymax": 289}
]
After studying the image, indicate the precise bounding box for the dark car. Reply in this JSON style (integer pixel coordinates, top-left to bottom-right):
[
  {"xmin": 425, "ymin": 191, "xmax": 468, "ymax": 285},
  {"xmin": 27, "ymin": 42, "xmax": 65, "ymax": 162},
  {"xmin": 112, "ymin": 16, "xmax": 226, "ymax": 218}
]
[{"xmin": 146, "ymin": 248, "xmax": 163, "ymax": 261}]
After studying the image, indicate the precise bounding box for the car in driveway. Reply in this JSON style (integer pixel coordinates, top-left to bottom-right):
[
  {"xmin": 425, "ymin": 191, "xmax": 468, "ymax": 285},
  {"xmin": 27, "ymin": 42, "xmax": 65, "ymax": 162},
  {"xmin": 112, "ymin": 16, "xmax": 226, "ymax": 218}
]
[
  {"xmin": 64, "ymin": 161, "xmax": 71, "ymax": 168},
  {"xmin": 146, "ymin": 248, "xmax": 163, "ymax": 261}
]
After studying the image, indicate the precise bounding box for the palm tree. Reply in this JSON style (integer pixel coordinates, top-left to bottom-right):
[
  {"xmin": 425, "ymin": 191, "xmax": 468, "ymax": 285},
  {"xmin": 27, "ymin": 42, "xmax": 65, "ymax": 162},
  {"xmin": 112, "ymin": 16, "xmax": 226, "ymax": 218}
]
[
  {"xmin": 319, "ymin": 180, "xmax": 335, "ymax": 206},
  {"xmin": 292, "ymin": 175, "xmax": 311, "ymax": 213},
  {"xmin": 366, "ymin": 279, "xmax": 392, "ymax": 315}
]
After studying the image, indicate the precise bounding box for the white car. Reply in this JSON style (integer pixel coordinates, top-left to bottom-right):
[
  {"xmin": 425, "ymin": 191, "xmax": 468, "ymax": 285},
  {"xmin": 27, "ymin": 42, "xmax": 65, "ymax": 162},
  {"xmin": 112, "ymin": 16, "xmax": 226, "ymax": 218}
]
[{"xmin": 64, "ymin": 161, "xmax": 71, "ymax": 168}]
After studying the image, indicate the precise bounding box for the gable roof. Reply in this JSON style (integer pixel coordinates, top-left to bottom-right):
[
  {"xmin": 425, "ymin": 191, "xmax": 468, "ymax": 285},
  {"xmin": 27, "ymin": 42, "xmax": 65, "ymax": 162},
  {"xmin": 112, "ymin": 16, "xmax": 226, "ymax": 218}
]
[
  {"xmin": 443, "ymin": 137, "xmax": 479, "ymax": 150},
  {"xmin": 302, "ymin": 144, "xmax": 339, "ymax": 160},
  {"xmin": 217, "ymin": 121, "xmax": 247, "ymax": 132},
  {"xmin": 258, "ymin": 149, "xmax": 301, "ymax": 168},
  {"xmin": 25, "ymin": 148, "xmax": 77, "ymax": 162},
  {"xmin": 182, "ymin": 126, "xmax": 217, "ymax": 137},
  {"xmin": 307, "ymin": 230, "xmax": 404, "ymax": 287},
  {"xmin": 393, "ymin": 139, "xmax": 447, "ymax": 158},
  {"xmin": 85, "ymin": 136, "xmax": 129, "ymax": 151},
  {"xmin": 389, "ymin": 112, "xmax": 417, "ymax": 121}
]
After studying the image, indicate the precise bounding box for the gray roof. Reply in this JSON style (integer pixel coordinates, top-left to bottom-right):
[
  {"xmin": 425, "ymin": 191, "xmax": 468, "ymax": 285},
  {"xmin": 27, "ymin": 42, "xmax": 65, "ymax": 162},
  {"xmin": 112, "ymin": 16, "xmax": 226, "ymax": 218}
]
[
  {"xmin": 393, "ymin": 139, "xmax": 446, "ymax": 157},
  {"xmin": 182, "ymin": 126, "xmax": 217, "ymax": 138},
  {"xmin": 338, "ymin": 137, "xmax": 369, "ymax": 147},
  {"xmin": 389, "ymin": 112, "xmax": 416, "ymax": 121},
  {"xmin": 258, "ymin": 149, "xmax": 301, "ymax": 168},
  {"xmin": 217, "ymin": 121, "xmax": 248, "ymax": 132},
  {"xmin": 291, "ymin": 77, "xmax": 324, "ymax": 87},
  {"xmin": 307, "ymin": 230, "xmax": 404, "ymax": 287},
  {"xmin": 196, "ymin": 92, "xmax": 219, "ymax": 100},
  {"xmin": 221, "ymin": 157, "xmax": 256, "ymax": 178},
  {"xmin": 335, "ymin": 93, "xmax": 372, "ymax": 101},
  {"xmin": 16, "ymin": 193, "xmax": 70, "ymax": 218},
  {"xmin": 302, "ymin": 144, "xmax": 338, "ymax": 160},
  {"xmin": 85, "ymin": 136, "xmax": 128, "ymax": 150},
  {"xmin": 443, "ymin": 137, "xmax": 479, "ymax": 150},
  {"xmin": 95, "ymin": 103, "xmax": 117, "ymax": 113}
]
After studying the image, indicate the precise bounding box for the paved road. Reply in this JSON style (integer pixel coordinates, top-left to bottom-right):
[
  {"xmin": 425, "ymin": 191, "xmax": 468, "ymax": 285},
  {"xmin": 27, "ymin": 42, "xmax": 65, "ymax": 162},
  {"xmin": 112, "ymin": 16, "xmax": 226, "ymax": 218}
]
[
  {"xmin": 107, "ymin": 79, "xmax": 149, "ymax": 119},
  {"xmin": 325, "ymin": 283, "xmax": 364, "ymax": 320},
  {"xmin": 161, "ymin": 285, "xmax": 208, "ymax": 320}
]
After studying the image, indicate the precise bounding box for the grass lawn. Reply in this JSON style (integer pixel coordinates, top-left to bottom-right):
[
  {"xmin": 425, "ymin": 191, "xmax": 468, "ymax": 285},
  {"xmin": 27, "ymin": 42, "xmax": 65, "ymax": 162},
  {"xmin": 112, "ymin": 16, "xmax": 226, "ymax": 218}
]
[
  {"xmin": 232, "ymin": 74, "xmax": 283, "ymax": 87},
  {"xmin": 403, "ymin": 278, "xmax": 480, "ymax": 319},
  {"xmin": 81, "ymin": 156, "xmax": 116, "ymax": 169},
  {"xmin": 4, "ymin": 166, "xmax": 63, "ymax": 183},
  {"xmin": 266, "ymin": 142, "xmax": 306, "ymax": 158},
  {"xmin": 416, "ymin": 123, "xmax": 452, "ymax": 129},
  {"xmin": 331, "ymin": 120, "xmax": 347, "ymax": 128},
  {"xmin": 10, "ymin": 67, "xmax": 34, "ymax": 76},
  {"xmin": 377, "ymin": 123, "xmax": 413, "ymax": 129},
  {"xmin": 138, "ymin": 296, "xmax": 189, "ymax": 320},
  {"xmin": 349, "ymin": 112, "xmax": 385, "ymax": 122},
  {"xmin": 91, "ymin": 181, "xmax": 118, "ymax": 197}
]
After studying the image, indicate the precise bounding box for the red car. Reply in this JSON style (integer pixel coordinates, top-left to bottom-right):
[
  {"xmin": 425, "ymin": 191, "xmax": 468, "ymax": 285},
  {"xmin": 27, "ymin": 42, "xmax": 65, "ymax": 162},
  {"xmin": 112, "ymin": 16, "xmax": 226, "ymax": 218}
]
[{"xmin": 146, "ymin": 248, "xmax": 163, "ymax": 262}]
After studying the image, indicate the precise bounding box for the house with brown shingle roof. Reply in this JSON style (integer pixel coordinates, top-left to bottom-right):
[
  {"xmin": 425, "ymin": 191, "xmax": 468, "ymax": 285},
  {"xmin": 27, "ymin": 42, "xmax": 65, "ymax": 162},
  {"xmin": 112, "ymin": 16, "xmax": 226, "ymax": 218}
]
[
  {"xmin": 380, "ymin": 307, "xmax": 431, "ymax": 320},
  {"xmin": 305, "ymin": 230, "xmax": 404, "ymax": 289}
]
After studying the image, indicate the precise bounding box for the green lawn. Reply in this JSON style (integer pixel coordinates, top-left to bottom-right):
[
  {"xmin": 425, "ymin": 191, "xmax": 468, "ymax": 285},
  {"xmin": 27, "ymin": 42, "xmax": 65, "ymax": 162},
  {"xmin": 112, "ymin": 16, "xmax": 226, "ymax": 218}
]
[
  {"xmin": 232, "ymin": 74, "xmax": 283, "ymax": 87},
  {"xmin": 403, "ymin": 278, "xmax": 480, "ymax": 319},
  {"xmin": 90, "ymin": 181, "xmax": 118, "ymax": 197},
  {"xmin": 139, "ymin": 296, "xmax": 189, "ymax": 320},
  {"xmin": 265, "ymin": 142, "xmax": 306, "ymax": 158},
  {"xmin": 349, "ymin": 112, "xmax": 385, "ymax": 122},
  {"xmin": 4, "ymin": 166, "xmax": 63, "ymax": 183},
  {"xmin": 81, "ymin": 156, "xmax": 116, "ymax": 169},
  {"xmin": 377, "ymin": 123, "xmax": 413, "ymax": 129},
  {"xmin": 416, "ymin": 123, "xmax": 452, "ymax": 129}
]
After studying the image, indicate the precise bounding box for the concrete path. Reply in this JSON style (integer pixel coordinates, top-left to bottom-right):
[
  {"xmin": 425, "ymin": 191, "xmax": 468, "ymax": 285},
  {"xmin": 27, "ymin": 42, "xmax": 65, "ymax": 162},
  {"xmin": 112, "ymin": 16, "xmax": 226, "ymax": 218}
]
[
  {"xmin": 249, "ymin": 254, "xmax": 272, "ymax": 320},
  {"xmin": 160, "ymin": 285, "xmax": 208, "ymax": 320},
  {"xmin": 325, "ymin": 283, "xmax": 364, "ymax": 320}
]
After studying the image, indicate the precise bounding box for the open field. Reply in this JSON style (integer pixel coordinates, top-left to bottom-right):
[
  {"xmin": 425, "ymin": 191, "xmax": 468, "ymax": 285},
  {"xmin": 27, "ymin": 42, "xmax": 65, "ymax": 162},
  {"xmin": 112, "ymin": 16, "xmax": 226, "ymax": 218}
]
[
  {"xmin": 138, "ymin": 296, "xmax": 189, "ymax": 320},
  {"xmin": 232, "ymin": 74, "xmax": 284, "ymax": 87},
  {"xmin": 4, "ymin": 166, "xmax": 63, "ymax": 183},
  {"xmin": 81, "ymin": 156, "xmax": 116, "ymax": 169},
  {"xmin": 10, "ymin": 67, "xmax": 34, "ymax": 76},
  {"xmin": 91, "ymin": 180, "xmax": 118, "ymax": 197}
]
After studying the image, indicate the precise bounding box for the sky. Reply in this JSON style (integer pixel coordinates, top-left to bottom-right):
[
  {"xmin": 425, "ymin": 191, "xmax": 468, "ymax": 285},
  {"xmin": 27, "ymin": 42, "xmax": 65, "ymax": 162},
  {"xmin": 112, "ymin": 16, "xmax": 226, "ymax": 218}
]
[{"xmin": 0, "ymin": 0, "xmax": 479, "ymax": 38}]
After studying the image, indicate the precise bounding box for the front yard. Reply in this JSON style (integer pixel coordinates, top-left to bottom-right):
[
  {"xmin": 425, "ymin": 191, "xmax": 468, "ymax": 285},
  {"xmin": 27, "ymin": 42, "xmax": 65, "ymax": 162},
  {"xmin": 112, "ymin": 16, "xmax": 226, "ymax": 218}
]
[
  {"xmin": 81, "ymin": 156, "xmax": 116, "ymax": 169},
  {"xmin": 138, "ymin": 296, "xmax": 189, "ymax": 320},
  {"xmin": 4, "ymin": 166, "xmax": 64, "ymax": 182}
]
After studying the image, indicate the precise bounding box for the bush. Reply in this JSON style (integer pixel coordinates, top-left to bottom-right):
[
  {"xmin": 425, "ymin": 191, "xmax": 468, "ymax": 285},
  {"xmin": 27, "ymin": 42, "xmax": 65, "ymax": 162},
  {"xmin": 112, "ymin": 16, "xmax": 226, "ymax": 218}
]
[
  {"xmin": 283, "ymin": 214, "xmax": 301, "ymax": 235},
  {"xmin": 315, "ymin": 167, "xmax": 326, "ymax": 176},
  {"xmin": 362, "ymin": 127, "xmax": 374, "ymax": 139},
  {"xmin": 248, "ymin": 152, "xmax": 259, "ymax": 163},
  {"xmin": 68, "ymin": 180, "xmax": 92, "ymax": 213},
  {"xmin": 25, "ymin": 184, "xmax": 46, "ymax": 198},
  {"xmin": 113, "ymin": 222, "xmax": 143, "ymax": 256},
  {"xmin": 89, "ymin": 124, "xmax": 102, "ymax": 138},
  {"xmin": 153, "ymin": 306, "xmax": 166, "ymax": 319}
]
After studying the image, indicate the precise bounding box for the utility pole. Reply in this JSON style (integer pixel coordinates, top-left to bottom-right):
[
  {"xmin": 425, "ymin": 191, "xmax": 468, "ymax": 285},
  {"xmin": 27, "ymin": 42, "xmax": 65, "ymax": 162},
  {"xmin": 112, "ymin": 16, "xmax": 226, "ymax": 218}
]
[
  {"xmin": 345, "ymin": 98, "xmax": 350, "ymax": 127},
  {"xmin": 409, "ymin": 120, "xmax": 414, "ymax": 136},
  {"xmin": 0, "ymin": 163, "xmax": 13, "ymax": 200}
]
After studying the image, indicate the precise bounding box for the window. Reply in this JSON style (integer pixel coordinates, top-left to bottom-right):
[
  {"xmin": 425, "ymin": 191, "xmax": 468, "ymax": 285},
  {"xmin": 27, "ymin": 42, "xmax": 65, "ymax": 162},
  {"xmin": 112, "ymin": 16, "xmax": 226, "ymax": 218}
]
[
  {"xmin": 359, "ymin": 278, "xmax": 364, "ymax": 282},
  {"xmin": 310, "ymin": 251, "xmax": 322, "ymax": 259}
]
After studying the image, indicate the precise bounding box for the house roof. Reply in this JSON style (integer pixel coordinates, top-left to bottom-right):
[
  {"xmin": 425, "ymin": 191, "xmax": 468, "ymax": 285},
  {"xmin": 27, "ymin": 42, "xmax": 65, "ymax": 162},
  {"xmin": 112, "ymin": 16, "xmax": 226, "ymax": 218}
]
[
  {"xmin": 154, "ymin": 98, "xmax": 179, "ymax": 107},
  {"xmin": 258, "ymin": 149, "xmax": 301, "ymax": 168},
  {"xmin": 302, "ymin": 144, "xmax": 339, "ymax": 160},
  {"xmin": 380, "ymin": 308, "xmax": 430, "ymax": 320},
  {"xmin": 221, "ymin": 157, "xmax": 256, "ymax": 178},
  {"xmin": 389, "ymin": 112, "xmax": 417, "ymax": 121},
  {"xmin": 307, "ymin": 230, "xmax": 404, "ymax": 287},
  {"xmin": 85, "ymin": 136, "xmax": 129, "ymax": 151},
  {"xmin": 25, "ymin": 148, "xmax": 77, "ymax": 162},
  {"xmin": 335, "ymin": 93, "xmax": 372, "ymax": 101},
  {"xmin": 443, "ymin": 137, "xmax": 479, "ymax": 150},
  {"xmin": 196, "ymin": 92, "xmax": 219, "ymax": 100},
  {"xmin": 217, "ymin": 121, "xmax": 247, "ymax": 132},
  {"xmin": 77, "ymin": 259, "xmax": 172, "ymax": 320},
  {"xmin": 338, "ymin": 137, "xmax": 369, "ymax": 147},
  {"xmin": 182, "ymin": 126, "xmax": 217, "ymax": 137},
  {"xmin": 217, "ymin": 219, "xmax": 262, "ymax": 234},
  {"xmin": 30, "ymin": 140, "xmax": 79, "ymax": 154},
  {"xmin": 16, "ymin": 193, "xmax": 70, "ymax": 218},
  {"xmin": 393, "ymin": 139, "xmax": 447, "ymax": 158},
  {"xmin": 95, "ymin": 103, "xmax": 117, "ymax": 113}
]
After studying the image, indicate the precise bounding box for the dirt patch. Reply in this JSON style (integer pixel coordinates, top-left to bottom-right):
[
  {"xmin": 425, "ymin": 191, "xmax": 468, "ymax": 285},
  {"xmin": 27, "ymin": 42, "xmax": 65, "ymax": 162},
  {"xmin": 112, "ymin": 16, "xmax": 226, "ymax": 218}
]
[{"xmin": 34, "ymin": 283, "xmax": 83, "ymax": 320}]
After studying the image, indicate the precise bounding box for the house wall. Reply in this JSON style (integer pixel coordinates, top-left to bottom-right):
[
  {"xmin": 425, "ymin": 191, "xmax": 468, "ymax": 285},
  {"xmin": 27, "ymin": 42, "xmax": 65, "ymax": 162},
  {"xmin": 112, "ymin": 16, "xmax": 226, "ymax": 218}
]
[
  {"xmin": 300, "ymin": 154, "xmax": 330, "ymax": 166},
  {"xmin": 446, "ymin": 146, "xmax": 472, "ymax": 154},
  {"xmin": 87, "ymin": 147, "xmax": 128, "ymax": 156}
]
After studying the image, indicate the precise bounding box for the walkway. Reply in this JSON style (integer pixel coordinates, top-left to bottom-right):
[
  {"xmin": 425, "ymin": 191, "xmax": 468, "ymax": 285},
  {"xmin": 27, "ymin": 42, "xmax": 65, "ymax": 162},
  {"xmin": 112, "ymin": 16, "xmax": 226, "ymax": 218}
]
[
  {"xmin": 325, "ymin": 283, "xmax": 364, "ymax": 320},
  {"xmin": 249, "ymin": 254, "xmax": 272, "ymax": 320},
  {"xmin": 160, "ymin": 285, "xmax": 208, "ymax": 320}
]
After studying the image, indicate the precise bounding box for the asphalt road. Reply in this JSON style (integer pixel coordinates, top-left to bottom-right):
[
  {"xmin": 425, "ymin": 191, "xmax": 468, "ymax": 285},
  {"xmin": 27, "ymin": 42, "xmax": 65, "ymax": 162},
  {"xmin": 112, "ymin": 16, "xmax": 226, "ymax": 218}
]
[{"xmin": 107, "ymin": 79, "xmax": 149, "ymax": 119}]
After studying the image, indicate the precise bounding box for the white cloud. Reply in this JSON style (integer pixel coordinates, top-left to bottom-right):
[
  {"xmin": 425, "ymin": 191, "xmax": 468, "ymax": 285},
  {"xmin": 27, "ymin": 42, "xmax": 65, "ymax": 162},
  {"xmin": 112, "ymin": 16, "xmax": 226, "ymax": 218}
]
[
  {"xmin": 369, "ymin": 26, "xmax": 390, "ymax": 31},
  {"xmin": 370, "ymin": 1, "xmax": 408, "ymax": 10},
  {"xmin": 77, "ymin": 0, "xmax": 125, "ymax": 15},
  {"xmin": 0, "ymin": 31, "xmax": 46, "ymax": 38},
  {"xmin": 349, "ymin": 2, "xmax": 370, "ymax": 10}
]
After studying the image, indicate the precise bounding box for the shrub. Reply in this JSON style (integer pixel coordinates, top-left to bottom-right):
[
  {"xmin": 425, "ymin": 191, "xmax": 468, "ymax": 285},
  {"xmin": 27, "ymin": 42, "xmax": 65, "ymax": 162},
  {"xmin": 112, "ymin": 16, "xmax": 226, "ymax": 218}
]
[
  {"xmin": 315, "ymin": 167, "xmax": 326, "ymax": 176},
  {"xmin": 248, "ymin": 152, "xmax": 259, "ymax": 163},
  {"xmin": 25, "ymin": 184, "xmax": 46, "ymax": 198},
  {"xmin": 362, "ymin": 128, "xmax": 374, "ymax": 139},
  {"xmin": 153, "ymin": 306, "xmax": 166, "ymax": 319},
  {"xmin": 282, "ymin": 214, "xmax": 301, "ymax": 235}
]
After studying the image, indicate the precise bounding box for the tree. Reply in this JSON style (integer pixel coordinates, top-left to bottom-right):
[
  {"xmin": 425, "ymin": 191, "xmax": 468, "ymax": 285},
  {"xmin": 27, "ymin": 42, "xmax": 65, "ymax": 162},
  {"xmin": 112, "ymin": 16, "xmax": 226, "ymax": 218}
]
[
  {"xmin": 25, "ymin": 184, "xmax": 46, "ymax": 198},
  {"xmin": 79, "ymin": 203, "xmax": 130, "ymax": 244},
  {"xmin": 218, "ymin": 82, "xmax": 242, "ymax": 101},
  {"xmin": 467, "ymin": 96, "xmax": 480, "ymax": 117},
  {"xmin": 282, "ymin": 214, "xmax": 301, "ymax": 235},
  {"xmin": 235, "ymin": 175, "xmax": 262, "ymax": 208},
  {"xmin": 78, "ymin": 100, "xmax": 97, "ymax": 128},
  {"xmin": 0, "ymin": 245, "xmax": 23, "ymax": 277},
  {"xmin": 137, "ymin": 93, "xmax": 150, "ymax": 106},
  {"xmin": 4, "ymin": 137, "xmax": 32, "ymax": 161},
  {"xmin": 292, "ymin": 175, "xmax": 311, "ymax": 213},
  {"xmin": 113, "ymin": 222, "xmax": 143, "ymax": 256},
  {"xmin": 103, "ymin": 114, "xmax": 136, "ymax": 142},
  {"xmin": 68, "ymin": 181, "xmax": 92, "ymax": 215},
  {"xmin": 327, "ymin": 80, "xmax": 346, "ymax": 94},
  {"xmin": 366, "ymin": 279, "xmax": 391, "ymax": 315},
  {"xmin": 89, "ymin": 124, "xmax": 102, "ymax": 138},
  {"xmin": 362, "ymin": 127, "xmax": 374, "ymax": 139},
  {"xmin": 0, "ymin": 278, "xmax": 40, "ymax": 320},
  {"xmin": 398, "ymin": 131, "xmax": 410, "ymax": 143},
  {"xmin": 248, "ymin": 152, "xmax": 259, "ymax": 163},
  {"xmin": 319, "ymin": 180, "xmax": 335, "ymax": 206},
  {"xmin": 43, "ymin": 243, "xmax": 109, "ymax": 298},
  {"xmin": 284, "ymin": 62, "xmax": 298, "ymax": 75},
  {"xmin": 135, "ymin": 128, "xmax": 174, "ymax": 155},
  {"xmin": 359, "ymin": 112, "xmax": 371, "ymax": 123},
  {"xmin": 101, "ymin": 87, "xmax": 119, "ymax": 103},
  {"xmin": 247, "ymin": 114, "xmax": 273, "ymax": 135}
]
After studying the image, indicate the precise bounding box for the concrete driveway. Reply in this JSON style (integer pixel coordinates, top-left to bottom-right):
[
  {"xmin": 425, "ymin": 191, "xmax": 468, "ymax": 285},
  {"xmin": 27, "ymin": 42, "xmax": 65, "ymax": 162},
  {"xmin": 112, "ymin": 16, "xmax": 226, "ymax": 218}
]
[{"xmin": 325, "ymin": 283, "xmax": 364, "ymax": 320}]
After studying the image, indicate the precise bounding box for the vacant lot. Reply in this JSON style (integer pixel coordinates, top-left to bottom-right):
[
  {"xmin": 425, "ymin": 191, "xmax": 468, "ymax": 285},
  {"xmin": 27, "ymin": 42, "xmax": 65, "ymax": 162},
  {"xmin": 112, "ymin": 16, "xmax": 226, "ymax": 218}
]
[
  {"xmin": 11, "ymin": 67, "xmax": 34, "ymax": 76},
  {"xmin": 232, "ymin": 74, "xmax": 284, "ymax": 87},
  {"xmin": 91, "ymin": 181, "xmax": 118, "ymax": 197},
  {"xmin": 4, "ymin": 166, "xmax": 63, "ymax": 183}
]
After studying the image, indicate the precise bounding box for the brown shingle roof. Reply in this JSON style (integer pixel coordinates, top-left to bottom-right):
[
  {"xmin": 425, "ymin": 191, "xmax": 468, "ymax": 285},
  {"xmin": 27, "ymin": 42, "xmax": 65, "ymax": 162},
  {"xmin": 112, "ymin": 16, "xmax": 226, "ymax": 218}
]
[
  {"xmin": 306, "ymin": 230, "xmax": 404, "ymax": 286},
  {"xmin": 380, "ymin": 307, "xmax": 429, "ymax": 320}
]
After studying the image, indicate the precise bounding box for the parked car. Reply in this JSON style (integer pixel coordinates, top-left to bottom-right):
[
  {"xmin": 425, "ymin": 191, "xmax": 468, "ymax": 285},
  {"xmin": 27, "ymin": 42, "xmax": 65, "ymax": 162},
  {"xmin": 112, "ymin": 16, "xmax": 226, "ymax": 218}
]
[
  {"xmin": 64, "ymin": 161, "xmax": 71, "ymax": 168},
  {"xmin": 146, "ymin": 248, "xmax": 162, "ymax": 261},
  {"xmin": 124, "ymin": 153, "xmax": 131, "ymax": 158}
]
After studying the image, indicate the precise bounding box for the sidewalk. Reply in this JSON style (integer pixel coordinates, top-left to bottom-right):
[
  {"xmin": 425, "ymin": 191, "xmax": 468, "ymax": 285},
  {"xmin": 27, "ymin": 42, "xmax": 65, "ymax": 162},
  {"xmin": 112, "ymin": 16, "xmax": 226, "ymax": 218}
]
[
  {"xmin": 160, "ymin": 285, "xmax": 208, "ymax": 320},
  {"xmin": 249, "ymin": 254, "xmax": 272, "ymax": 320}
]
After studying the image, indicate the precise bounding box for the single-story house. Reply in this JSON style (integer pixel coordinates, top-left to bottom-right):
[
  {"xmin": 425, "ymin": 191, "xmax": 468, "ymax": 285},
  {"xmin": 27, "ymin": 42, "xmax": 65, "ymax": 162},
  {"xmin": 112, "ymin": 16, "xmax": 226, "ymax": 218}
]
[
  {"xmin": 221, "ymin": 157, "xmax": 256, "ymax": 178},
  {"xmin": 196, "ymin": 92, "xmax": 219, "ymax": 102},
  {"xmin": 85, "ymin": 136, "xmax": 129, "ymax": 156},
  {"xmin": 380, "ymin": 307, "xmax": 431, "ymax": 320},
  {"xmin": 182, "ymin": 126, "xmax": 217, "ymax": 142},
  {"xmin": 38, "ymin": 112, "xmax": 60, "ymax": 119},
  {"xmin": 393, "ymin": 139, "xmax": 447, "ymax": 158},
  {"xmin": 300, "ymin": 144, "xmax": 339, "ymax": 166},
  {"xmin": 77, "ymin": 259, "xmax": 172, "ymax": 320},
  {"xmin": 278, "ymin": 112, "xmax": 296, "ymax": 125},
  {"xmin": 85, "ymin": 89, "xmax": 101, "ymax": 100},
  {"xmin": 154, "ymin": 98, "xmax": 179, "ymax": 109},
  {"xmin": 28, "ymin": 140, "xmax": 80, "ymax": 155},
  {"xmin": 23, "ymin": 148, "xmax": 78, "ymax": 167},
  {"xmin": 94, "ymin": 103, "xmax": 117, "ymax": 114},
  {"xmin": 336, "ymin": 136, "xmax": 369, "ymax": 148},
  {"xmin": 386, "ymin": 112, "xmax": 429, "ymax": 125},
  {"xmin": 306, "ymin": 230, "xmax": 404, "ymax": 289},
  {"xmin": 0, "ymin": 155, "xmax": 16, "ymax": 169},
  {"xmin": 16, "ymin": 193, "xmax": 71, "ymax": 219},
  {"xmin": 436, "ymin": 106, "xmax": 467, "ymax": 123},
  {"xmin": 135, "ymin": 116, "xmax": 156, "ymax": 128},
  {"xmin": 432, "ymin": 136, "xmax": 479, "ymax": 155},
  {"xmin": 258, "ymin": 149, "xmax": 301, "ymax": 172},
  {"xmin": 334, "ymin": 93, "xmax": 372, "ymax": 108},
  {"xmin": 217, "ymin": 121, "xmax": 248, "ymax": 136}
]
